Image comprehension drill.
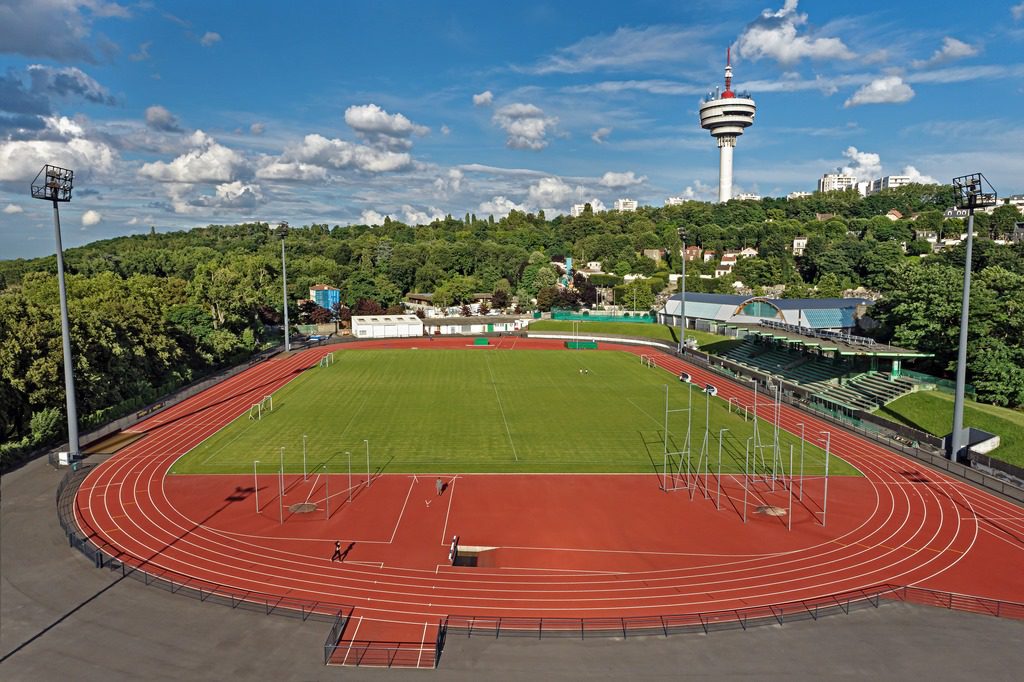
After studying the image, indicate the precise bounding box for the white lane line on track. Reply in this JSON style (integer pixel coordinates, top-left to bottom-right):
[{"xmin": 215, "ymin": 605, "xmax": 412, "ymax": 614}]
[{"xmin": 72, "ymin": 337, "xmax": 1015, "ymax": 614}]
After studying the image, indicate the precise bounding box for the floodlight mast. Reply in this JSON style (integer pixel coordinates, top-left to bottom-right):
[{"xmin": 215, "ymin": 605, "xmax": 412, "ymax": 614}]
[
  {"xmin": 30, "ymin": 165, "xmax": 80, "ymax": 460},
  {"xmin": 949, "ymin": 173, "xmax": 997, "ymax": 462},
  {"xmin": 677, "ymin": 228, "xmax": 687, "ymax": 355},
  {"xmin": 270, "ymin": 221, "xmax": 290, "ymax": 352}
]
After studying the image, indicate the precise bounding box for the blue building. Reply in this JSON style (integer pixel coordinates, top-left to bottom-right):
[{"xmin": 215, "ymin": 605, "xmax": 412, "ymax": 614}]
[{"xmin": 309, "ymin": 284, "xmax": 340, "ymax": 311}]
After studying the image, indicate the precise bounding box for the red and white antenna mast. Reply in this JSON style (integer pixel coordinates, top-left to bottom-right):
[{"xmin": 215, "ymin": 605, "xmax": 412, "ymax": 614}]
[{"xmin": 723, "ymin": 48, "xmax": 734, "ymax": 98}]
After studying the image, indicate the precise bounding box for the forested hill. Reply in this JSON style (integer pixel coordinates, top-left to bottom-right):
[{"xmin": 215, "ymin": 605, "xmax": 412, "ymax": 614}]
[{"xmin": 2, "ymin": 185, "xmax": 1023, "ymax": 463}]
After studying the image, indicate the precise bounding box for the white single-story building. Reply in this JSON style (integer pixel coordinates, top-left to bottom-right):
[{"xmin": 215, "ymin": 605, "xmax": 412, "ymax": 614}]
[
  {"xmin": 351, "ymin": 314, "xmax": 424, "ymax": 339},
  {"xmin": 422, "ymin": 315, "xmax": 530, "ymax": 335}
]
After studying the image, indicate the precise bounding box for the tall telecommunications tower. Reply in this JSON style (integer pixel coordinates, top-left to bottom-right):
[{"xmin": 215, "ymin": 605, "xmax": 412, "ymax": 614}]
[{"xmin": 699, "ymin": 49, "xmax": 757, "ymax": 203}]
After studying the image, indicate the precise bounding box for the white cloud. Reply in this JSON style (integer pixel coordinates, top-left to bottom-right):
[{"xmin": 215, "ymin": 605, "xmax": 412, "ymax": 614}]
[
  {"xmin": 680, "ymin": 180, "xmax": 715, "ymax": 201},
  {"xmin": 433, "ymin": 168, "xmax": 463, "ymax": 197},
  {"xmin": 144, "ymin": 104, "xmax": 181, "ymax": 132},
  {"xmin": 492, "ymin": 103, "xmax": 557, "ymax": 150},
  {"xmin": 81, "ymin": 209, "xmax": 101, "ymax": 226},
  {"xmin": 26, "ymin": 64, "xmax": 115, "ymax": 105},
  {"xmin": 1013, "ymin": 3, "xmax": 1024, "ymax": 21},
  {"xmin": 360, "ymin": 209, "xmax": 388, "ymax": 226},
  {"xmin": 166, "ymin": 180, "xmax": 264, "ymax": 214},
  {"xmin": 400, "ymin": 204, "xmax": 444, "ymax": 225},
  {"xmin": 3, "ymin": 203, "xmax": 25, "ymax": 214},
  {"xmin": 478, "ymin": 195, "xmax": 528, "ymax": 218},
  {"xmin": 0, "ymin": 0, "xmax": 130, "ymax": 63},
  {"xmin": 255, "ymin": 159, "xmax": 328, "ymax": 181},
  {"xmin": 735, "ymin": 0, "xmax": 854, "ymax": 65},
  {"xmin": 844, "ymin": 76, "xmax": 914, "ymax": 107},
  {"xmin": 250, "ymin": 122, "xmax": 265, "ymax": 135},
  {"xmin": 527, "ymin": 25, "xmax": 708, "ymax": 74},
  {"xmin": 278, "ymin": 133, "xmax": 412, "ymax": 173},
  {"xmin": 472, "ymin": 90, "xmax": 493, "ymax": 107},
  {"xmin": 841, "ymin": 146, "xmax": 882, "ymax": 180},
  {"xmin": 598, "ymin": 171, "xmax": 646, "ymax": 189},
  {"xmin": 440, "ymin": 125, "xmax": 450, "ymax": 135},
  {"xmin": 591, "ymin": 127, "xmax": 612, "ymax": 144},
  {"xmin": 901, "ymin": 165, "xmax": 938, "ymax": 184},
  {"xmin": 526, "ymin": 177, "xmax": 574, "ymax": 208},
  {"xmin": 200, "ymin": 31, "xmax": 221, "ymax": 47},
  {"xmin": 138, "ymin": 130, "xmax": 244, "ymax": 183},
  {"xmin": 129, "ymin": 41, "xmax": 151, "ymax": 62},
  {"xmin": 911, "ymin": 37, "xmax": 978, "ymax": 68},
  {"xmin": 0, "ymin": 116, "xmax": 117, "ymax": 181},
  {"xmin": 344, "ymin": 104, "xmax": 428, "ymax": 150}
]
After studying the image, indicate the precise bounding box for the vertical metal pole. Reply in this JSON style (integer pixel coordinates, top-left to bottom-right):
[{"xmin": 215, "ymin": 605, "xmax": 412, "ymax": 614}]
[
  {"xmin": 52, "ymin": 200, "xmax": 80, "ymax": 458},
  {"xmin": 799, "ymin": 423, "xmax": 806, "ymax": 501},
  {"xmin": 662, "ymin": 385, "xmax": 669, "ymax": 489},
  {"xmin": 303, "ymin": 434, "xmax": 308, "ymax": 481},
  {"xmin": 365, "ymin": 439, "xmax": 370, "ymax": 487},
  {"xmin": 347, "ymin": 451, "xmax": 352, "ymax": 502},
  {"xmin": 951, "ymin": 209, "xmax": 974, "ymax": 461},
  {"xmin": 279, "ymin": 447, "xmax": 284, "ymax": 524},
  {"xmin": 325, "ymin": 465, "xmax": 330, "ymax": 519},
  {"xmin": 717, "ymin": 429, "xmax": 727, "ymax": 511},
  {"xmin": 254, "ymin": 460, "xmax": 259, "ymax": 513},
  {"xmin": 281, "ymin": 236, "xmax": 290, "ymax": 352},
  {"xmin": 686, "ymin": 382, "xmax": 693, "ymax": 482},
  {"xmin": 743, "ymin": 438, "xmax": 750, "ymax": 523},
  {"xmin": 704, "ymin": 387, "xmax": 710, "ymax": 498},
  {"xmin": 788, "ymin": 444, "xmax": 794, "ymax": 531},
  {"xmin": 678, "ymin": 236, "xmax": 686, "ymax": 354},
  {"xmin": 821, "ymin": 432, "xmax": 831, "ymax": 527}
]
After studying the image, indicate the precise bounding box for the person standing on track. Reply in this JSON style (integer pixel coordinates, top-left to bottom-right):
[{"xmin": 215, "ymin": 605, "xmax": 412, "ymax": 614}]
[
  {"xmin": 436, "ymin": 477, "xmax": 444, "ymax": 496},
  {"xmin": 331, "ymin": 540, "xmax": 342, "ymax": 562}
]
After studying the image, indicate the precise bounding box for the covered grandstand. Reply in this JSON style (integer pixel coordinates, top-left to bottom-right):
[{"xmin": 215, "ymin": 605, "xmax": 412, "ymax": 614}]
[
  {"xmin": 659, "ymin": 292, "xmax": 872, "ymax": 334},
  {"xmin": 711, "ymin": 321, "xmax": 932, "ymax": 413}
]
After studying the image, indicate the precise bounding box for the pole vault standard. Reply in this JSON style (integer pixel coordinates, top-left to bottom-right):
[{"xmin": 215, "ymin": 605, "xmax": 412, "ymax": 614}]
[
  {"xmin": 819, "ymin": 431, "xmax": 831, "ymax": 527},
  {"xmin": 253, "ymin": 460, "xmax": 260, "ymax": 513},
  {"xmin": 662, "ymin": 385, "xmax": 692, "ymax": 491},
  {"xmin": 365, "ymin": 439, "xmax": 371, "ymax": 488},
  {"xmin": 278, "ymin": 447, "xmax": 285, "ymax": 524},
  {"xmin": 691, "ymin": 385, "xmax": 712, "ymax": 500},
  {"xmin": 716, "ymin": 428, "xmax": 729, "ymax": 510},
  {"xmin": 797, "ymin": 422, "xmax": 806, "ymax": 501},
  {"xmin": 788, "ymin": 444, "xmax": 794, "ymax": 531},
  {"xmin": 743, "ymin": 437, "xmax": 752, "ymax": 523}
]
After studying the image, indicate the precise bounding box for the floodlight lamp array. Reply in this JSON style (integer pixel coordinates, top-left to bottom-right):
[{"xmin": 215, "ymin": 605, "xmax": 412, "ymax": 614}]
[
  {"xmin": 952, "ymin": 173, "xmax": 997, "ymax": 210},
  {"xmin": 31, "ymin": 165, "xmax": 74, "ymax": 202}
]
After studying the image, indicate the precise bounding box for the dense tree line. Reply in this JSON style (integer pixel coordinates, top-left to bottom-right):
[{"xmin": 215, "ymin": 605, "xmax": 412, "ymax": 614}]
[{"xmin": 2, "ymin": 183, "xmax": 1022, "ymax": 463}]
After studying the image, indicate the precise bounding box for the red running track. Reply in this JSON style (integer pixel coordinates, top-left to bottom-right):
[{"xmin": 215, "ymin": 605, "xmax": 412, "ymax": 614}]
[{"xmin": 74, "ymin": 338, "xmax": 1024, "ymax": 665}]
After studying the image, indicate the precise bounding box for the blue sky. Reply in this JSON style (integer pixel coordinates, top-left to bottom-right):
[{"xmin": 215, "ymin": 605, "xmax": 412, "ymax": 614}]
[{"xmin": 2, "ymin": 0, "xmax": 1023, "ymax": 258}]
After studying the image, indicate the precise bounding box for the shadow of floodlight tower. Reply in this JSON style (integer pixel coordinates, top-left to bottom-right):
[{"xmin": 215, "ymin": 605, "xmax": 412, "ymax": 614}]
[
  {"xmin": 31, "ymin": 165, "xmax": 80, "ymax": 462},
  {"xmin": 949, "ymin": 174, "xmax": 997, "ymax": 462}
]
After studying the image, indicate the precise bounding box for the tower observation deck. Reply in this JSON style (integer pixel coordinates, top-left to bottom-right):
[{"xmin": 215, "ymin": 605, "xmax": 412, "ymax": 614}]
[{"xmin": 699, "ymin": 49, "xmax": 756, "ymax": 203}]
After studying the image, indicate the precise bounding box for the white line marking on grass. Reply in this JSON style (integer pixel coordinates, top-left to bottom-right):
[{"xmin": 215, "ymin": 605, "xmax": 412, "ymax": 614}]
[{"xmin": 484, "ymin": 354, "xmax": 518, "ymax": 462}]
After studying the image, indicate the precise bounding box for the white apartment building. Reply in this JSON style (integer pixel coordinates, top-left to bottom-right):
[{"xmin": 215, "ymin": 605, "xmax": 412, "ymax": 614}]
[
  {"xmin": 787, "ymin": 191, "xmax": 812, "ymax": 200},
  {"xmin": 818, "ymin": 172, "xmax": 858, "ymax": 193},
  {"xmin": 734, "ymin": 192, "xmax": 761, "ymax": 201},
  {"xmin": 570, "ymin": 203, "xmax": 587, "ymax": 217},
  {"xmin": 613, "ymin": 198, "xmax": 638, "ymax": 212},
  {"xmin": 665, "ymin": 196, "xmax": 686, "ymax": 206},
  {"xmin": 866, "ymin": 175, "xmax": 911, "ymax": 195}
]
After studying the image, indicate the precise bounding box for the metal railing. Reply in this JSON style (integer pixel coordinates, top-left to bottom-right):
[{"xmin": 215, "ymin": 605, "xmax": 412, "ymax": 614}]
[
  {"xmin": 324, "ymin": 640, "xmax": 438, "ymax": 668},
  {"xmin": 445, "ymin": 585, "xmax": 892, "ymax": 640},
  {"xmin": 759, "ymin": 319, "xmax": 879, "ymax": 348}
]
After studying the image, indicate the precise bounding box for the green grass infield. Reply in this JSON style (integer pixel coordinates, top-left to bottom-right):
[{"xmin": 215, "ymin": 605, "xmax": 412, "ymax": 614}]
[
  {"xmin": 876, "ymin": 391, "xmax": 1024, "ymax": 467},
  {"xmin": 172, "ymin": 349, "xmax": 859, "ymax": 476}
]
